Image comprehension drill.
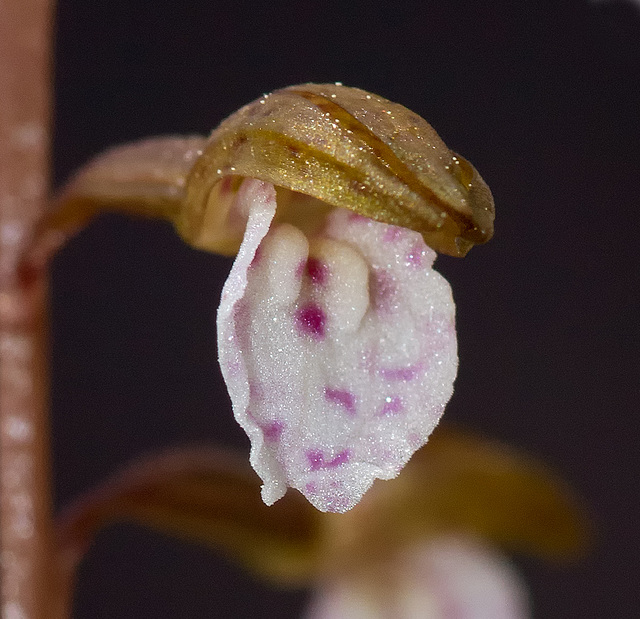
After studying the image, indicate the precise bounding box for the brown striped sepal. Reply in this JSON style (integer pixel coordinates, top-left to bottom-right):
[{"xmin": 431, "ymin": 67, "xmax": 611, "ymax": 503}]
[{"xmin": 178, "ymin": 83, "xmax": 494, "ymax": 257}]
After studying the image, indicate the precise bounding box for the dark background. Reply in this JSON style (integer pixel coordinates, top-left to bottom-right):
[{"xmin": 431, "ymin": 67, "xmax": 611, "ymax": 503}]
[{"xmin": 51, "ymin": 0, "xmax": 640, "ymax": 617}]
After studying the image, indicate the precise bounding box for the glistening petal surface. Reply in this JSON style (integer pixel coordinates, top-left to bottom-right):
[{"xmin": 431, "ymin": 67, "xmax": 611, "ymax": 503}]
[{"xmin": 217, "ymin": 180, "xmax": 457, "ymax": 512}]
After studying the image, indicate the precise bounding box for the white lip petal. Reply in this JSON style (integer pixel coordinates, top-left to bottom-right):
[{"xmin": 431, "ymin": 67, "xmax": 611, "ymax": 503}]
[{"xmin": 218, "ymin": 180, "xmax": 457, "ymax": 512}]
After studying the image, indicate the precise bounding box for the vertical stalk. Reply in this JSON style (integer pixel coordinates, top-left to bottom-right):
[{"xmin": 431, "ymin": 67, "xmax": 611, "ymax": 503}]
[{"xmin": 0, "ymin": 1, "xmax": 55, "ymax": 617}]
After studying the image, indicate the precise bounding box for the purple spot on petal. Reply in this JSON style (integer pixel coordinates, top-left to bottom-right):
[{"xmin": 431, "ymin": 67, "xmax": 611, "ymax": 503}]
[
  {"xmin": 247, "ymin": 410, "xmax": 283, "ymax": 442},
  {"xmin": 328, "ymin": 449, "xmax": 351, "ymax": 467},
  {"xmin": 380, "ymin": 362, "xmax": 424, "ymax": 381},
  {"xmin": 307, "ymin": 450, "xmax": 324, "ymax": 471},
  {"xmin": 262, "ymin": 420, "xmax": 284, "ymax": 442},
  {"xmin": 383, "ymin": 226, "xmax": 405, "ymax": 242},
  {"xmin": 380, "ymin": 395, "xmax": 404, "ymax": 416},
  {"xmin": 406, "ymin": 243, "xmax": 424, "ymax": 266},
  {"xmin": 295, "ymin": 304, "xmax": 326, "ymax": 339},
  {"xmin": 306, "ymin": 449, "xmax": 351, "ymax": 471},
  {"xmin": 324, "ymin": 388, "xmax": 356, "ymax": 416},
  {"xmin": 306, "ymin": 257, "xmax": 329, "ymax": 285},
  {"xmin": 305, "ymin": 482, "xmax": 318, "ymax": 495}
]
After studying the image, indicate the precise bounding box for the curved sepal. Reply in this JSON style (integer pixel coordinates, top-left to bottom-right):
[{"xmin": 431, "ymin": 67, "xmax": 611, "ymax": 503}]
[{"xmin": 56, "ymin": 446, "xmax": 322, "ymax": 587}]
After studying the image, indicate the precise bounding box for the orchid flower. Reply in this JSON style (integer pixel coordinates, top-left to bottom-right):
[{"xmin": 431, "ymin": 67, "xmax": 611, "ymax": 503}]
[
  {"xmin": 305, "ymin": 536, "xmax": 530, "ymax": 619},
  {"xmin": 34, "ymin": 83, "xmax": 494, "ymax": 514},
  {"xmin": 55, "ymin": 428, "xmax": 589, "ymax": 618}
]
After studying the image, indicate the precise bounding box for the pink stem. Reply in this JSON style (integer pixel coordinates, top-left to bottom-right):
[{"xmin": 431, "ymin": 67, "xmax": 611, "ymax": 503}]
[{"xmin": 0, "ymin": 1, "xmax": 55, "ymax": 617}]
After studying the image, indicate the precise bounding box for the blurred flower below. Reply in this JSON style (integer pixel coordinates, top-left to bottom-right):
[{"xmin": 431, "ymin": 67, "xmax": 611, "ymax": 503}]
[{"xmin": 55, "ymin": 427, "xmax": 589, "ymax": 618}]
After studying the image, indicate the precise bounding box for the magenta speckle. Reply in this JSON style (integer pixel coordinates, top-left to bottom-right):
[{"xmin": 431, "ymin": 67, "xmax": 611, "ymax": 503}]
[
  {"xmin": 295, "ymin": 304, "xmax": 326, "ymax": 339},
  {"xmin": 247, "ymin": 410, "xmax": 283, "ymax": 441},
  {"xmin": 380, "ymin": 362, "xmax": 423, "ymax": 381},
  {"xmin": 383, "ymin": 226, "xmax": 405, "ymax": 242},
  {"xmin": 305, "ymin": 257, "xmax": 329, "ymax": 285},
  {"xmin": 328, "ymin": 450, "xmax": 351, "ymax": 467},
  {"xmin": 262, "ymin": 420, "xmax": 284, "ymax": 442},
  {"xmin": 307, "ymin": 450, "xmax": 325, "ymax": 471},
  {"xmin": 380, "ymin": 395, "xmax": 404, "ymax": 416},
  {"xmin": 324, "ymin": 388, "xmax": 356, "ymax": 416},
  {"xmin": 305, "ymin": 481, "xmax": 318, "ymax": 495},
  {"xmin": 406, "ymin": 243, "xmax": 424, "ymax": 266},
  {"xmin": 306, "ymin": 449, "xmax": 351, "ymax": 471}
]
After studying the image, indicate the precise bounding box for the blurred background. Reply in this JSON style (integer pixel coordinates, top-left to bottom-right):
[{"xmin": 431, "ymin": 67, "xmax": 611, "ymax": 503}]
[{"xmin": 50, "ymin": 0, "xmax": 639, "ymax": 616}]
